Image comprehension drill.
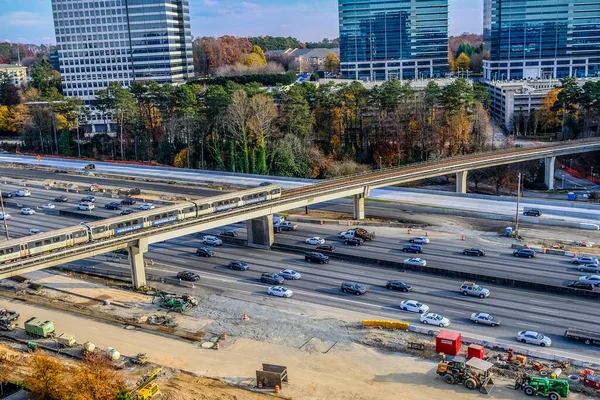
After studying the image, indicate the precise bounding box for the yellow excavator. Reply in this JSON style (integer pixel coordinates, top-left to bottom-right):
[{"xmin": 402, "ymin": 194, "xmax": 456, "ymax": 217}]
[{"xmin": 130, "ymin": 368, "xmax": 161, "ymax": 400}]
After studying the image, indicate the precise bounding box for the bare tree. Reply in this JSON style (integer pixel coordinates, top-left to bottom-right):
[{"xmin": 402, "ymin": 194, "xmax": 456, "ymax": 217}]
[{"xmin": 225, "ymin": 90, "xmax": 251, "ymax": 173}]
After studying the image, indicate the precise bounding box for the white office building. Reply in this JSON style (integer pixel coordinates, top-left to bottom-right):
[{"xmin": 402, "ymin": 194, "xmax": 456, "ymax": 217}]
[{"xmin": 51, "ymin": 0, "xmax": 194, "ymax": 132}]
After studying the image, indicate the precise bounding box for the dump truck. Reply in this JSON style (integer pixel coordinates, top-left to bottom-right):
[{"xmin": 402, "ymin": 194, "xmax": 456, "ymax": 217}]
[
  {"xmin": 515, "ymin": 375, "xmax": 569, "ymax": 400},
  {"xmin": 564, "ymin": 328, "xmax": 600, "ymax": 346},
  {"xmin": 437, "ymin": 356, "xmax": 495, "ymax": 394},
  {"xmin": 24, "ymin": 317, "xmax": 55, "ymax": 338}
]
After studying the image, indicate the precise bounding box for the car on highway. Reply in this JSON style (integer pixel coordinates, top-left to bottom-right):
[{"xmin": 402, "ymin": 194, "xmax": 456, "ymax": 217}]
[
  {"xmin": 228, "ymin": 260, "xmax": 249, "ymax": 271},
  {"xmin": 576, "ymin": 264, "xmax": 600, "ymax": 273},
  {"xmin": 305, "ymin": 237, "xmax": 325, "ymax": 245},
  {"xmin": 400, "ymin": 300, "xmax": 429, "ymax": 314},
  {"xmin": 402, "ymin": 244, "xmax": 423, "ymax": 254},
  {"xmin": 386, "ymin": 281, "xmax": 412, "ymax": 292},
  {"xmin": 176, "ymin": 271, "xmax": 200, "ymax": 282},
  {"xmin": 195, "ymin": 247, "xmax": 214, "ymax": 257},
  {"xmin": 220, "ymin": 229, "xmax": 238, "ymax": 237},
  {"xmin": 420, "ymin": 313, "xmax": 450, "ymax": 327},
  {"xmin": 1, "ymin": 192, "xmax": 12, "ymax": 198},
  {"xmin": 78, "ymin": 203, "xmax": 94, "ymax": 211},
  {"xmin": 81, "ymin": 196, "xmax": 96, "ymax": 203},
  {"xmin": 460, "ymin": 282, "xmax": 490, "ymax": 298},
  {"xmin": 409, "ymin": 236, "xmax": 430, "ymax": 244},
  {"xmin": 579, "ymin": 275, "xmax": 600, "ymax": 286},
  {"xmin": 344, "ymin": 237, "xmax": 364, "ymax": 246},
  {"xmin": 105, "ymin": 202, "xmax": 122, "ymax": 210},
  {"xmin": 121, "ymin": 197, "xmax": 137, "ymax": 205},
  {"xmin": 203, "ymin": 235, "xmax": 223, "ymax": 246},
  {"xmin": 42, "ymin": 203, "xmax": 55, "ymax": 210},
  {"xmin": 470, "ymin": 313, "xmax": 501, "ymax": 327},
  {"xmin": 316, "ymin": 243, "xmax": 336, "ymax": 252},
  {"xmin": 463, "ymin": 248, "xmax": 486, "ymax": 257},
  {"xmin": 403, "ymin": 257, "xmax": 426, "ymax": 267},
  {"xmin": 139, "ymin": 203, "xmax": 155, "ymax": 210},
  {"xmin": 341, "ymin": 282, "xmax": 367, "ymax": 295},
  {"xmin": 279, "ymin": 269, "xmax": 301, "ymax": 280},
  {"xmin": 304, "ymin": 252, "xmax": 329, "ymax": 264},
  {"xmin": 567, "ymin": 281, "xmax": 595, "ymax": 290},
  {"xmin": 0, "ymin": 213, "xmax": 11, "ymax": 220},
  {"xmin": 15, "ymin": 189, "xmax": 31, "ymax": 197},
  {"xmin": 517, "ymin": 331, "xmax": 552, "ymax": 347},
  {"xmin": 120, "ymin": 209, "xmax": 135, "ymax": 216},
  {"xmin": 20, "ymin": 208, "xmax": 35, "ymax": 215},
  {"xmin": 277, "ymin": 221, "xmax": 298, "ymax": 231},
  {"xmin": 54, "ymin": 195, "xmax": 68, "ymax": 202},
  {"xmin": 28, "ymin": 229, "xmax": 42, "ymax": 235},
  {"xmin": 571, "ymin": 256, "xmax": 599, "ymax": 265},
  {"xmin": 523, "ymin": 209, "xmax": 542, "ymax": 217},
  {"xmin": 260, "ymin": 273, "xmax": 285, "ymax": 285},
  {"xmin": 513, "ymin": 248, "xmax": 536, "ymax": 258},
  {"xmin": 267, "ymin": 286, "xmax": 293, "ymax": 298},
  {"xmin": 259, "ymin": 181, "xmax": 272, "ymax": 187}
]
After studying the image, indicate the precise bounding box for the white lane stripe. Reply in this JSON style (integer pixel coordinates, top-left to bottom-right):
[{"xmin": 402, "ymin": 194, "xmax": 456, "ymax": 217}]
[
  {"xmin": 516, "ymin": 322, "xmax": 540, "ymax": 328},
  {"xmin": 529, "ymin": 300, "xmax": 547, "ymax": 304},
  {"xmin": 444, "ymin": 309, "xmax": 467, "ymax": 315},
  {"xmin": 529, "ymin": 307, "xmax": 548, "ymax": 312},
  {"xmin": 527, "ymin": 315, "xmax": 555, "ymax": 321}
]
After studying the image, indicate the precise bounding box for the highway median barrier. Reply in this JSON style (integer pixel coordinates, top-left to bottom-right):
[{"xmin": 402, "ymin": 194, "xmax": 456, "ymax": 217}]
[{"xmin": 362, "ymin": 320, "xmax": 410, "ymax": 330}]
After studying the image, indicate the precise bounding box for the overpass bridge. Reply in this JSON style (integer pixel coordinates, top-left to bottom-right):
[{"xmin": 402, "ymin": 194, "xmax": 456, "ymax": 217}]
[{"xmin": 1, "ymin": 138, "xmax": 599, "ymax": 287}]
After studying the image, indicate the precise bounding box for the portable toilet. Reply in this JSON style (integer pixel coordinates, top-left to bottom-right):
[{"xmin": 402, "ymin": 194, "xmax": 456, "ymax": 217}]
[
  {"xmin": 568, "ymin": 192, "xmax": 575, "ymax": 201},
  {"xmin": 505, "ymin": 227, "xmax": 513, "ymax": 237},
  {"xmin": 436, "ymin": 330, "xmax": 461, "ymax": 356}
]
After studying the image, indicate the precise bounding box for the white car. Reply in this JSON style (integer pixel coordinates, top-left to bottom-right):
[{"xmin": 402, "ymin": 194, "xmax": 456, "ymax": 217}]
[
  {"xmin": 20, "ymin": 208, "xmax": 35, "ymax": 215},
  {"xmin": 139, "ymin": 203, "xmax": 155, "ymax": 210},
  {"xmin": 28, "ymin": 228, "xmax": 42, "ymax": 235},
  {"xmin": 203, "ymin": 235, "xmax": 223, "ymax": 246},
  {"xmin": 400, "ymin": 300, "xmax": 430, "ymax": 314},
  {"xmin": 403, "ymin": 257, "xmax": 427, "ymax": 267},
  {"xmin": 470, "ymin": 313, "xmax": 501, "ymax": 327},
  {"xmin": 267, "ymin": 286, "xmax": 293, "ymax": 298},
  {"xmin": 420, "ymin": 313, "xmax": 450, "ymax": 327},
  {"xmin": 517, "ymin": 331, "xmax": 552, "ymax": 347},
  {"xmin": 279, "ymin": 269, "xmax": 302, "ymax": 280},
  {"xmin": 15, "ymin": 189, "xmax": 31, "ymax": 197},
  {"xmin": 409, "ymin": 236, "xmax": 430, "ymax": 244},
  {"xmin": 305, "ymin": 237, "xmax": 325, "ymax": 245},
  {"xmin": 78, "ymin": 203, "xmax": 94, "ymax": 211},
  {"xmin": 42, "ymin": 203, "xmax": 56, "ymax": 210},
  {"xmin": 0, "ymin": 213, "xmax": 11, "ymax": 220},
  {"xmin": 579, "ymin": 275, "xmax": 600, "ymax": 286}
]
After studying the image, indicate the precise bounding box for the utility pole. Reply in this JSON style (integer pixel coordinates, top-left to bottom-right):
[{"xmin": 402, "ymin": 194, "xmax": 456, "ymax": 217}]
[
  {"xmin": 515, "ymin": 172, "xmax": 522, "ymax": 236},
  {"xmin": 0, "ymin": 189, "xmax": 10, "ymax": 240},
  {"xmin": 120, "ymin": 110, "xmax": 125, "ymax": 160}
]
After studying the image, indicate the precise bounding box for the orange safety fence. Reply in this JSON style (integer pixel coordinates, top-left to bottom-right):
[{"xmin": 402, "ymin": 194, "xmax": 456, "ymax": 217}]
[
  {"xmin": 558, "ymin": 163, "xmax": 600, "ymax": 184},
  {"xmin": 362, "ymin": 320, "xmax": 410, "ymax": 330}
]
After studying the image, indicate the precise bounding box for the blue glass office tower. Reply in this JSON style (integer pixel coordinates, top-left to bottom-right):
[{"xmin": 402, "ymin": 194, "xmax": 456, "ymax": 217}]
[
  {"xmin": 338, "ymin": 0, "xmax": 449, "ymax": 81},
  {"xmin": 484, "ymin": 0, "xmax": 600, "ymax": 80}
]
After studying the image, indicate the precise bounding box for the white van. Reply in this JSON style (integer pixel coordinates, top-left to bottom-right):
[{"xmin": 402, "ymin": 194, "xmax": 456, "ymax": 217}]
[
  {"xmin": 78, "ymin": 203, "xmax": 94, "ymax": 211},
  {"xmin": 15, "ymin": 189, "xmax": 31, "ymax": 197}
]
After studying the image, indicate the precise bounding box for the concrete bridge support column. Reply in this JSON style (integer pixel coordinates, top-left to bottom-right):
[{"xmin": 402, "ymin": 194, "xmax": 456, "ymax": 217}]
[
  {"xmin": 128, "ymin": 238, "xmax": 148, "ymax": 289},
  {"xmin": 353, "ymin": 194, "xmax": 365, "ymax": 220},
  {"xmin": 545, "ymin": 156, "xmax": 556, "ymax": 190},
  {"xmin": 456, "ymin": 171, "xmax": 468, "ymax": 194},
  {"xmin": 246, "ymin": 214, "xmax": 274, "ymax": 250}
]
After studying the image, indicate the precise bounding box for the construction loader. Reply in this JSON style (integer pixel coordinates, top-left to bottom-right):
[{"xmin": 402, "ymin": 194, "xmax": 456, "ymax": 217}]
[
  {"xmin": 515, "ymin": 374, "xmax": 569, "ymax": 399},
  {"xmin": 437, "ymin": 356, "xmax": 495, "ymax": 394},
  {"xmin": 130, "ymin": 368, "xmax": 161, "ymax": 400}
]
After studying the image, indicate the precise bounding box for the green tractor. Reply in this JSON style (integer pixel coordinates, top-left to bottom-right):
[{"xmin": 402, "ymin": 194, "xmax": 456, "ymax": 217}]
[{"xmin": 515, "ymin": 374, "xmax": 569, "ymax": 400}]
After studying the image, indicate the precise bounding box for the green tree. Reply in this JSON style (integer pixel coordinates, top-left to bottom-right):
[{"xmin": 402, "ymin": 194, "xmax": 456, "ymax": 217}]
[
  {"xmin": 30, "ymin": 62, "xmax": 62, "ymax": 97},
  {"xmin": 279, "ymin": 85, "xmax": 313, "ymax": 141},
  {"xmin": 554, "ymin": 77, "xmax": 583, "ymax": 139},
  {"xmin": 0, "ymin": 72, "xmax": 20, "ymax": 106},
  {"xmin": 226, "ymin": 90, "xmax": 251, "ymax": 173}
]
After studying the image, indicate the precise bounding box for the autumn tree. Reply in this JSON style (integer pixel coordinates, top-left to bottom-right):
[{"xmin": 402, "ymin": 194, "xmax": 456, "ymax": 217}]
[
  {"xmin": 537, "ymin": 88, "xmax": 561, "ymax": 134},
  {"xmin": 324, "ymin": 53, "xmax": 340, "ymax": 73},
  {"xmin": 454, "ymin": 53, "xmax": 471, "ymax": 70},
  {"xmin": 25, "ymin": 352, "xmax": 68, "ymax": 400},
  {"xmin": 71, "ymin": 352, "xmax": 125, "ymax": 400}
]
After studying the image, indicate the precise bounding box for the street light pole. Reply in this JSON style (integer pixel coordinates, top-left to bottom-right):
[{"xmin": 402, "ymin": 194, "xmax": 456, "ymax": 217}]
[
  {"xmin": 515, "ymin": 172, "xmax": 522, "ymax": 237},
  {"xmin": 379, "ymin": 156, "xmax": 383, "ymax": 171},
  {"xmin": 0, "ymin": 189, "xmax": 10, "ymax": 240}
]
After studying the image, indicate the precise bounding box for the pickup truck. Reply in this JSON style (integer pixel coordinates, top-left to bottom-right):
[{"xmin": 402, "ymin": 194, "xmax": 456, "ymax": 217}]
[
  {"xmin": 564, "ymin": 327, "xmax": 600, "ymax": 345},
  {"xmin": 276, "ymin": 221, "xmax": 298, "ymax": 231},
  {"xmin": 339, "ymin": 228, "xmax": 375, "ymax": 241}
]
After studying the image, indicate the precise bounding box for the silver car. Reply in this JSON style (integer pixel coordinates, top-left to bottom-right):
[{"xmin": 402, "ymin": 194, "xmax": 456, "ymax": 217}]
[
  {"xmin": 577, "ymin": 264, "xmax": 600, "ymax": 273},
  {"xmin": 470, "ymin": 313, "xmax": 501, "ymax": 327},
  {"xmin": 572, "ymin": 256, "xmax": 599, "ymax": 265}
]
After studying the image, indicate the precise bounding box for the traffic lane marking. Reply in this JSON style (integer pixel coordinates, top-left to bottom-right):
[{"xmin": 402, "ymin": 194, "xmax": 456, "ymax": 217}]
[{"xmin": 516, "ymin": 322, "xmax": 540, "ymax": 328}]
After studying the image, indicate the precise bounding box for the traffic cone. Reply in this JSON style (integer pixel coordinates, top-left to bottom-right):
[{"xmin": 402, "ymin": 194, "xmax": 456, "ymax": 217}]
[
  {"xmin": 258, "ymin": 381, "xmax": 263, "ymax": 389},
  {"xmin": 242, "ymin": 312, "xmax": 249, "ymax": 321},
  {"xmin": 425, "ymin": 232, "xmax": 429, "ymax": 237},
  {"xmin": 462, "ymin": 235, "xmax": 465, "ymax": 241},
  {"xmin": 221, "ymin": 332, "xmax": 227, "ymax": 340},
  {"xmin": 408, "ymin": 229, "xmax": 412, "ymax": 234},
  {"xmin": 274, "ymin": 385, "xmax": 280, "ymax": 394},
  {"xmin": 215, "ymin": 342, "xmax": 220, "ymax": 350}
]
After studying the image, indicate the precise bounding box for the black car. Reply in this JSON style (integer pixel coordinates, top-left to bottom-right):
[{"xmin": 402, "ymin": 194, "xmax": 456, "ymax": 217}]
[
  {"xmin": 402, "ymin": 244, "xmax": 423, "ymax": 254},
  {"xmin": 54, "ymin": 195, "xmax": 68, "ymax": 202},
  {"xmin": 195, "ymin": 247, "xmax": 214, "ymax": 257},
  {"xmin": 305, "ymin": 252, "xmax": 329, "ymax": 264},
  {"xmin": 316, "ymin": 243, "xmax": 336, "ymax": 252},
  {"xmin": 341, "ymin": 282, "xmax": 367, "ymax": 295},
  {"xmin": 523, "ymin": 209, "xmax": 542, "ymax": 217},
  {"xmin": 386, "ymin": 280, "xmax": 412, "ymax": 292},
  {"xmin": 260, "ymin": 272, "xmax": 285, "ymax": 284},
  {"xmin": 567, "ymin": 281, "xmax": 594, "ymax": 290},
  {"xmin": 463, "ymin": 248, "xmax": 486, "ymax": 257},
  {"xmin": 120, "ymin": 209, "xmax": 135, "ymax": 216},
  {"xmin": 105, "ymin": 202, "xmax": 122, "ymax": 210},
  {"xmin": 220, "ymin": 229, "xmax": 238, "ymax": 237},
  {"xmin": 259, "ymin": 182, "xmax": 272, "ymax": 186},
  {"xmin": 121, "ymin": 197, "xmax": 137, "ymax": 205},
  {"xmin": 228, "ymin": 260, "xmax": 249, "ymax": 271},
  {"xmin": 177, "ymin": 271, "xmax": 200, "ymax": 281},
  {"xmin": 513, "ymin": 248, "xmax": 536, "ymax": 258},
  {"xmin": 344, "ymin": 237, "xmax": 364, "ymax": 246},
  {"xmin": 1, "ymin": 192, "xmax": 12, "ymax": 198},
  {"xmin": 81, "ymin": 196, "xmax": 96, "ymax": 203}
]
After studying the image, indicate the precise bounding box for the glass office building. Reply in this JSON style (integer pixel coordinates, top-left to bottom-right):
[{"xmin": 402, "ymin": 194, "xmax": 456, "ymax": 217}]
[
  {"xmin": 484, "ymin": 0, "xmax": 600, "ymax": 80},
  {"xmin": 338, "ymin": 0, "xmax": 449, "ymax": 81},
  {"xmin": 51, "ymin": 0, "xmax": 194, "ymax": 131}
]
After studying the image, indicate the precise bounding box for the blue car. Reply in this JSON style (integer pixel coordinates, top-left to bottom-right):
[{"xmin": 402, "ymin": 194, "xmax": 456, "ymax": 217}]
[{"xmin": 402, "ymin": 244, "xmax": 423, "ymax": 254}]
